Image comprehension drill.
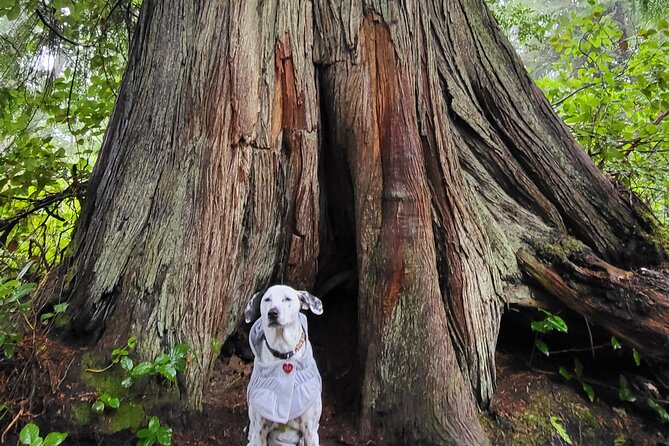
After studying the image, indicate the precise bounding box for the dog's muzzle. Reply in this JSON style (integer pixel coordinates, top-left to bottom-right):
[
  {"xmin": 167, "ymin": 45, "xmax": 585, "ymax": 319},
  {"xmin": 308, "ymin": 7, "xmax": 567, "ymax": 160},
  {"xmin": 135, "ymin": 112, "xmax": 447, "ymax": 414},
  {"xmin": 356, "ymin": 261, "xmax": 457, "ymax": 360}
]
[{"xmin": 267, "ymin": 308, "xmax": 279, "ymax": 325}]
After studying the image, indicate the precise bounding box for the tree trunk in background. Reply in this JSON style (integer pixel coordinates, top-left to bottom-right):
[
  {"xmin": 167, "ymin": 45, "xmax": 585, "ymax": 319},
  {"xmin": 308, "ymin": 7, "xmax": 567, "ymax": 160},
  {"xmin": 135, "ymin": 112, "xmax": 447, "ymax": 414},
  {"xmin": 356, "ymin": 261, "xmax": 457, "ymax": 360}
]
[{"xmin": 52, "ymin": 0, "xmax": 668, "ymax": 444}]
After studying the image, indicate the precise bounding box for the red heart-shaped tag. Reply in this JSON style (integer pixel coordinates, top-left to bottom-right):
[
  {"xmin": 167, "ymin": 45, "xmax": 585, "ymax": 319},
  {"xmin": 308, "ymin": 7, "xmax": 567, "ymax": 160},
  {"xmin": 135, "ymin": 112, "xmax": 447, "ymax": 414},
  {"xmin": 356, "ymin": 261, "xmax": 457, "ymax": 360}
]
[{"xmin": 283, "ymin": 363, "xmax": 293, "ymax": 374}]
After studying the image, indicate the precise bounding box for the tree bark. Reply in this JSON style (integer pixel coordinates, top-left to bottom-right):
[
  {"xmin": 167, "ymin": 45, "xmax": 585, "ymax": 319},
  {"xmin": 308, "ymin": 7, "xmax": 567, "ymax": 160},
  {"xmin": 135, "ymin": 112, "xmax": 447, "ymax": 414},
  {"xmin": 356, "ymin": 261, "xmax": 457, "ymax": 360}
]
[{"xmin": 49, "ymin": 0, "xmax": 669, "ymax": 444}]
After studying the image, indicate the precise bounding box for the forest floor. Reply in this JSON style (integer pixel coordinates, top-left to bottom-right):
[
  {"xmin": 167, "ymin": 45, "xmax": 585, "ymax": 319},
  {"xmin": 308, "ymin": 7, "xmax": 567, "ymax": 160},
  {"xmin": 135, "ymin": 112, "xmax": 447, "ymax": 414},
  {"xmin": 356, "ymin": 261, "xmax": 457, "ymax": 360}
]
[{"xmin": 2, "ymin": 309, "xmax": 669, "ymax": 445}]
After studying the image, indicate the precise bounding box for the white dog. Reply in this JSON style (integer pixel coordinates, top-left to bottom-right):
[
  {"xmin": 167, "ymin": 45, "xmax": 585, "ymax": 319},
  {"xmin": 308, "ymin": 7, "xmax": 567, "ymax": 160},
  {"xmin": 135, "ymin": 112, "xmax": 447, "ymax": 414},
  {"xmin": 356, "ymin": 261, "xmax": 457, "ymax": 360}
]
[{"xmin": 244, "ymin": 285, "xmax": 324, "ymax": 446}]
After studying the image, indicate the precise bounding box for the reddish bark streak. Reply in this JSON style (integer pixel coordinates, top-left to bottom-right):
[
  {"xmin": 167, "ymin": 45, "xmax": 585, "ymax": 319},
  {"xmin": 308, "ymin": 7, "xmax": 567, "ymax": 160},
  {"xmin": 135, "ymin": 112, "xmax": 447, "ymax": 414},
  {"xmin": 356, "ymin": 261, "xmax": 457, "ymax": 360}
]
[{"xmin": 276, "ymin": 34, "xmax": 307, "ymax": 130}]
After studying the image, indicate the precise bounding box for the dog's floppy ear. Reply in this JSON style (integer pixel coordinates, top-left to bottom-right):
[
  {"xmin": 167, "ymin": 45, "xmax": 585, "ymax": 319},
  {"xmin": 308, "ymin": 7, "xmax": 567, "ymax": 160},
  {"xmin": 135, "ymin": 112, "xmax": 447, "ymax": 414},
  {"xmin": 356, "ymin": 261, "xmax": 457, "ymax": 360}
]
[
  {"xmin": 244, "ymin": 292, "xmax": 262, "ymax": 323},
  {"xmin": 297, "ymin": 290, "xmax": 323, "ymax": 315}
]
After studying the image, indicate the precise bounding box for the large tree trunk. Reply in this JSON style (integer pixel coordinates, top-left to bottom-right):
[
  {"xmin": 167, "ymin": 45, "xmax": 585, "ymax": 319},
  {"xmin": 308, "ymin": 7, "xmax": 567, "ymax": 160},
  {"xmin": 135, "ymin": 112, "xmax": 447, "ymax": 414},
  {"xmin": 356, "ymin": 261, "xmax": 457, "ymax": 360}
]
[{"xmin": 53, "ymin": 0, "xmax": 668, "ymax": 444}]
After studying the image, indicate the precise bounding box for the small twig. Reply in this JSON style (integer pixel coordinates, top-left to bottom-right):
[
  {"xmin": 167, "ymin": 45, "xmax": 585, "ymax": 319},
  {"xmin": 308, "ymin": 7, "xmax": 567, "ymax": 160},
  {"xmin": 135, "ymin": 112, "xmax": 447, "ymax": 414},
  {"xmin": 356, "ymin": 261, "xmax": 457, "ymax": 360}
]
[
  {"xmin": 652, "ymin": 109, "xmax": 669, "ymax": 126},
  {"xmin": 84, "ymin": 363, "xmax": 115, "ymax": 374},
  {"xmin": 56, "ymin": 357, "xmax": 76, "ymax": 390},
  {"xmin": 1, "ymin": 406, "xmax": 24, "ymax": 443},
  {"xmin": 66, "ymin": 47, "xmax": 80, "ymax": 136},
  {"xmin": 0, "ymin": 181, "xmax": 88, "ymax": 240},
  {"xmin": 552, "ymin": 82, "xmax": 597, "ymax": 107},
  {"xmin": 584, "ymin": 316, "xmax": 595, "ymax": 359},
  {"xmin": 547, "ymin": 343, "xmax": 610, "ymax": 355}
]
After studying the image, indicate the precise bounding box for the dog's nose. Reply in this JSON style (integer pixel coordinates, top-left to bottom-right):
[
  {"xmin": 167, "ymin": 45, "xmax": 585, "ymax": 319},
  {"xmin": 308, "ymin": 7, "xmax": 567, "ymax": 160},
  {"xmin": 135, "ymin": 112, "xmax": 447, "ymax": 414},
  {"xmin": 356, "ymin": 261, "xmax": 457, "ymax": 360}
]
[{"xmin": 268, "ymin": 308, "xmax": 279, "ymax": 319}]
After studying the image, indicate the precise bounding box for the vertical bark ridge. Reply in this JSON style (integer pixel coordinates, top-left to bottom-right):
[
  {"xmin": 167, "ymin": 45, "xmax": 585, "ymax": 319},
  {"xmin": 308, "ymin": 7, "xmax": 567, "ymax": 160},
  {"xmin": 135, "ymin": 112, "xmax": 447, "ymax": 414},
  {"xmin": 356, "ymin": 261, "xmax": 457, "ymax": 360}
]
[
  {"xmin": 416, "ymin": 2, "xmax": 504, "ymax": 406},
  {"xmin": 65, "ymin": 0, "xmax": 321, "ymax": 406},
  {"xmin": 450, "ymin": 0, "xmax": 665, "ymax": 265},
  {"xmin": 320, "ymin": 14, "xmax": 488, "ymax": 445}
]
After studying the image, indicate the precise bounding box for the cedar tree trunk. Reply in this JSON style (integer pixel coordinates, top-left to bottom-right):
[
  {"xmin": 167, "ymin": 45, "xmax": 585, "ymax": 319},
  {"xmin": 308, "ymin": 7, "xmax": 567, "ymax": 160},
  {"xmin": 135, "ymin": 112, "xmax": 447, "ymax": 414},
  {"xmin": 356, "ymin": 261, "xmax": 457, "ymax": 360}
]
[{"xmin": 53, "ymin": 0, "xmax": 669, "ymax": 444}]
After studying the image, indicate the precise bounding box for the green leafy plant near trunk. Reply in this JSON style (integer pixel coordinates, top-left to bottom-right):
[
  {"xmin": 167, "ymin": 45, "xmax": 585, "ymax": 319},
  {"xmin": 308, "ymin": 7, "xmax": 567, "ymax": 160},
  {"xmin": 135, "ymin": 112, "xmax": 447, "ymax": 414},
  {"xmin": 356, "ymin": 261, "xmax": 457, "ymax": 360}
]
[
  {"xmin": 18, "ymin": 423, "xmax": 67, "ymax": 446},
  {"xmin": 81, "ymin": 338, "xmax": 188, "ymax": 442},
  {"xmin": 530, "ymin": 308, "xmax": 669, "ymax": 422}
]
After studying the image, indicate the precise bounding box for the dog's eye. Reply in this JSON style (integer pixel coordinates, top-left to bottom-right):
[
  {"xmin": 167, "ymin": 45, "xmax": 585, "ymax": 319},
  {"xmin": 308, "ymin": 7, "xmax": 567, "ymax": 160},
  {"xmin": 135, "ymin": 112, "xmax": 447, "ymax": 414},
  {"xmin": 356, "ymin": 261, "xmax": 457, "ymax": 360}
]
[
  {"xmin": 283, "ymin": 297, "xmax": 292, "ymax": 302},
  {"xmin": 263, "ymin": 298, "xmax": 270, "ymax": 302}
]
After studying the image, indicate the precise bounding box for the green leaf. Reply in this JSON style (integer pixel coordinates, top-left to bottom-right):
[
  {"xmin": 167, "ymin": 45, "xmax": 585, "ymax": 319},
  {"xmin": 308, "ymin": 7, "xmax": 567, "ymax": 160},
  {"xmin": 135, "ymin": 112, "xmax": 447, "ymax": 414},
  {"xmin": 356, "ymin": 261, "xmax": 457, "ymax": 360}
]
[
  {"xmin": 534, "ymin": 339, "xmax": 550, "ymax": 356},
  {"xmin": 107, "ymin": 397, "xmax": 120, "ymax": 409},
  {"xmin": 6, "ymin": 4, "xmax": 19, "ymax": 20},
  {"xmin": 16, "ymin": 261, "xmax": 34, "ymax": 280},
  {"xmin": 211, "ymin": 339, "xmax": 221, "ymax": 356},
  {"xmin": 148, "ymin": 416, "xmax": 160, "ymax": 432},
  {"xmin": 136, "ymin": 435, "xmax": 154, "ymax": 446},
  {"xmin": 11, "ymin": 283, "xmax": 36, "ymax": 301},
  {"xmin": 633, "ymin": 349, "xmax": 641, "ymax": 366},
  {"xmin": 559, "ymin": 367, "xmax": 573, "ymax": 381},
  {"xmin": 4, "ymin": 344, "xmax": 15, "ymax": 358},
  {"xmin": 127, "ymin": 337, "xmax": 137, "ymax": 349},
  {"xmin": 172, "ymin": 344, "xmax": 188, "ymax": 358},
  {"xmin": 573, "ymin": 358, "xmax": 584, "ymax": 379},
  {"xmin": 549, "ymin": 416, "xmax": 573, "ymax": 445},
  {"xmin": 121, "ymin": 377, "xmax": 134, "ymax": 388},
  {"xmin": 131, "ymin": 362, "xmax": 154, "ymax": 377},
  {"xmin": 618, "ymin": 375, "xmax": 635, "ymax": 402},
  {"xmin": 120, "ymin": 356, "xmax": 134, "ymax": 371},
  {"xmin": 92, "ymin": 400, "xmax": 105, "ymax": 413},
  {"xmin": 610, "ymin": 336, "xmax": 621, "ymax": 350},
  {"xmin": 100, "ymin": 393, "xmax": 120, "ymax": 409},
  {"xmin": 136, "ymin": 428, "xmax": 152, "ymax": 439},
  {"xmin": 53, "ymin": 303, "xmax": 69, "ymax": 313},
  {"xmin": 530, "ymin": 320, "xmax": 549, "ymax": 333},
  {"xmin": 158, "ymin": 364, "xmax": 177, "ymax": 381},
  {"xmin": 156, "ymin": 426, "xmax": 172, "ymax": 445},
  {"xmin": 43, "ymin": 432, "xmax": 67, "ymax": 446},
  {"xmin": 112, "ymin": 348, "xmax": 129, "ymax": 357},
  {"xmin": 154, "ymin": 353, "xmax": 170, "ymax": 365},
  {"xmin": 648, "ymin": 399, "xmax": 669, "ymax": 423},
  {"xmin": 582, "ymin": 382, "xmax": 595, "ymax": 402},
  {"xmin": 19, "ymin": 423, "xmax": 40, "ymax": 445}
]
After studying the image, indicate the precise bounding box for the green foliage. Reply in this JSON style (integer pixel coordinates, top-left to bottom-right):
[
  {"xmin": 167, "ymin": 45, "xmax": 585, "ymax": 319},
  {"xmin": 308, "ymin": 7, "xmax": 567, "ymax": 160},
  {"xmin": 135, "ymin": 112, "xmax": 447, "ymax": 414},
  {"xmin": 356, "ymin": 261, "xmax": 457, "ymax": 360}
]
[
  {"xmin": 123, "ymin": 343, "xmax": 190, "ymax": 388},
  {"xmin": 19, "ymin": 423, "xmax": 67, "ymax": 446},
  {"xmin": 549, "ymin": 416, "xmax": 573, "ymax": 445},
  {"xmin": 618, "ymin": 374, "xmax": 635, "ymax": 402},
  {"xmin": 531, "ymin": 309, "xmax": 568, "ymax": 357},
  {"xmin": 1, "ymin": 0, "xmax": 141, "ymax": 275},
  {"xmin": 0, "ymin": 270, "xmax": 36, "ymax": 358},
  {"xmin": 648, "ymin": 398, "xmax": 669, "ymax": 422},
  {"xmin": 536, "ymin": 4, "xmax": 669, "ymax": 221},
  {"xmin": 491, "ymin": 1, "xmax": 669, "ymax": 222},
  {"xmin": 560, "ymin": 360, "xmax": 596, "ymax": 402},
  {"xmin": 92, "ymin": 391, "xmax": 121, "ymax": 413},
  {"xmin": 531, "ymin": 309, "xmax": 569, "ymax": 334},
  {"xmin": 136, "ymin": 416, "xmax": 172, "ymax": 446}
]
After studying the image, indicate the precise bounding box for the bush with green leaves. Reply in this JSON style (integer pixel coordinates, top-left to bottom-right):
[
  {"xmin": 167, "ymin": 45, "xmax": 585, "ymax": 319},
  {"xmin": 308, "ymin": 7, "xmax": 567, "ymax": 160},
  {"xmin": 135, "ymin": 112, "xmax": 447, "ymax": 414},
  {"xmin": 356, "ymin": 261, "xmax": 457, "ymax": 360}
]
[
  {"xmin": 531, "ymin": 308, "xmax": 669, "ymax": 422},
  {"xmin": 135, "ymin": 416, "xmax": 172, "ymax": 446},
  {"xmin": 0, "ymin": 0, "xmax": 141, "ymax": 275},
  {"xmin": 86, "ymin": 338, "xmax": 191, "ymax": 422},
  {"xmin": 490, "ymin": 0, "xmax": 669, "ymax": 222},
  {"xmin": 537, "ymin": 3, "xmax": 669, "ymax": 221},
  {"xmin": 0, "ymin": 265, "xmax": 36, "ymax": 358},
  {"xmin": 19, "ymin": 423, "xmax": 67, "ymax": 446}
]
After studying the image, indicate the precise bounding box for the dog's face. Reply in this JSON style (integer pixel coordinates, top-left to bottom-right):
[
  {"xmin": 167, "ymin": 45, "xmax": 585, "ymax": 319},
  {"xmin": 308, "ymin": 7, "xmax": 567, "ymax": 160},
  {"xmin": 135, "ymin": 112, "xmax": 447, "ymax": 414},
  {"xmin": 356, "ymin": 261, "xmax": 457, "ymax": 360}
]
[
  {"xmin": 260, "ymin": 286, "xmax": 302, "ymax": 327},
  {"xmin": 244, "ymin": 285, "xmax": 323, "ymax": 324}
]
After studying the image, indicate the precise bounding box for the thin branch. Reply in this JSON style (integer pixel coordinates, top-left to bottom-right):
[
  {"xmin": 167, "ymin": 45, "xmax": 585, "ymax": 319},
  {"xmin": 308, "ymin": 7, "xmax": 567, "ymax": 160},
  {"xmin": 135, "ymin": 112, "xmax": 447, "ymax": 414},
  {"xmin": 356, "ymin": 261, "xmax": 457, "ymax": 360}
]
[
  {"xmin": 35, "ymin": 8, "xmax": 92, "ymax": 48},
  {"xmin": 652, "ymin": 109, "xmax": 669, "ymax": 125},
  {"xmin": 0, "ymin": 182, "xmax": 88, "ymax": 242},
  {"xmin": 551, "ymin": 82, "xmax": 597, "ymax": 107},
  {"xmin": 66, "ymin": 47, "xmax": 80, "ymax": 136}
]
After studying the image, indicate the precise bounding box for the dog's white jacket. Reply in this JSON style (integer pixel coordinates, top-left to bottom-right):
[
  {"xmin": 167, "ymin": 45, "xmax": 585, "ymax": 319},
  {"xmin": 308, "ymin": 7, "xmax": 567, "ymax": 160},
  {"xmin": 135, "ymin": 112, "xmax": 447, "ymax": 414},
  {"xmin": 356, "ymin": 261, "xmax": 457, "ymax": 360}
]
[{"xmin": 248, "ymin": 313, "xmax": 322, "ymax": 424}]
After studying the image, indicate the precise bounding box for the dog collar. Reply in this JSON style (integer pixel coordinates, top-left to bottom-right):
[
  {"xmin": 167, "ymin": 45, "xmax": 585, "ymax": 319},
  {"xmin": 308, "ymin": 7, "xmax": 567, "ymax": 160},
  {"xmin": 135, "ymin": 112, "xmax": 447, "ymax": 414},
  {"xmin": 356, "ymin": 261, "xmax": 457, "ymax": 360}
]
[{"xmin": 262, "ymin": 329, "xmax": 306, "ymax": 360}]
